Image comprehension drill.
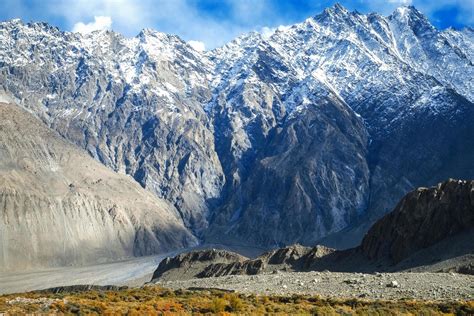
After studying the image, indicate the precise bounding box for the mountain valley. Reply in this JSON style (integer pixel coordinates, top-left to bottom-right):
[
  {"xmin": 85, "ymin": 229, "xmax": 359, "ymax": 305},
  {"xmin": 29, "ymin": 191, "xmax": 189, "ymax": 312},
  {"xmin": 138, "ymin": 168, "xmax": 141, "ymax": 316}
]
[{"xmin": 0, "ymin": 4, "xmax": 473, "ymax": 301}]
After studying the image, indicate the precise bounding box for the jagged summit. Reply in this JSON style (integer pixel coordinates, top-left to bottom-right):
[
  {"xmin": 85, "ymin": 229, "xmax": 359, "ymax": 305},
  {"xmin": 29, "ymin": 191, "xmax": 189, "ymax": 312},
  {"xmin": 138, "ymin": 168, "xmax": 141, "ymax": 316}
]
[
  {"xmin": 389, "ymin": 5, "xmax": 435, "ymax": 35},
  {"xmin": 391, "ymin": 5, "xmax": 425, "ymax": 21},
  {"xmin": 322, "ymin": 2, "xmax": 351, "ymax": 16},
  {"xmin": 313, "ymin": 2, "xmax": 358, "ymax": 26},
  {"xmin": 137, "ymin": 28, "xmax": 178, "ymax": 42}
]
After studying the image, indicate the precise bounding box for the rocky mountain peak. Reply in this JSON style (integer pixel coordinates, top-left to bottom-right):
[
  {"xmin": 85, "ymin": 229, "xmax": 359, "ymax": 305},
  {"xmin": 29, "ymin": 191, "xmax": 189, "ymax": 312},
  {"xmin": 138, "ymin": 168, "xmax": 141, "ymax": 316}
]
[
  {"xmin": 0, "ymin": 18, "xmax": 22, "ymax": 29},
  {"xmin": 320, "ymin": 3, "xmax": 350, "ymax": 18},
  {"xmin": 389, "ymin": 5, "xmax": 435, "ymax": 35},
  {"xmin": 391, "ymin": 5, "xmax": 424, "ymax": 21},
  {"xmin": 314, "ymin": 3, "xmax": 358, "ymax": 26},
  {"xmin": 138, "ymin": 28, "xmax": 176, "ymax": 44}
]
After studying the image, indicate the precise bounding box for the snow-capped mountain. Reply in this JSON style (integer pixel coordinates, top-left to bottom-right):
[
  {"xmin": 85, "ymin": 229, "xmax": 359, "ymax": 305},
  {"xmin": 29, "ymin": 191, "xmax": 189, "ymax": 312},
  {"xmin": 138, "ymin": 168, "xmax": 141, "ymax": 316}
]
[
  {"xmin": 1, "ymin": 4, "xmax": 473, "ymax": 251},
  {"xmin": 0, "ymin": 19, "xmax": 224, "ymax": 235},
  {"xmin": 203, "ymin": 4, "xmax": 474, "ymax": 246}
]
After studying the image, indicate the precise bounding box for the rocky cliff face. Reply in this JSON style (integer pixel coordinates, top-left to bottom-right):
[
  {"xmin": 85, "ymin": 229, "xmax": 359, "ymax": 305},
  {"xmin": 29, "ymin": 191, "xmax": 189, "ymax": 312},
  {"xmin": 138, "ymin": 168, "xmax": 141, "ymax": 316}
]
[
  {"xmin": 361, "ymin": 179, "xmax": 474, "ymax": 263},
  {"xmin": 0, "ymin": 4, "xmax": 473, "ymax": 250},
  {"xmin": 0, "ymin": 23, "xmax": 223, "ymax": 236},
  {"xmin": 204, "ymin": 5, "xmax": 474, "ymax": 247},
  {"xmin": 207, "ymin": 93, "xmax": 369, "ymax": 247},
  {"xmin": 0, "ymin": 103, "xmax": 196, "ymax": 271},
  {"xmin": 152, "ymin": 248, "xmax": 247, "ymax": 281}
]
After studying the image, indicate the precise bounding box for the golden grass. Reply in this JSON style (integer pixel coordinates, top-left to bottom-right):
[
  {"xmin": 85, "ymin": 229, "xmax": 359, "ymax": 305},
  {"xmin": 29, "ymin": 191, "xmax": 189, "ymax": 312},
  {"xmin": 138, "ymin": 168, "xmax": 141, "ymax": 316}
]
[{"xmin": 0, "ymin": 285, "xmax": 472, "ymax": 315}]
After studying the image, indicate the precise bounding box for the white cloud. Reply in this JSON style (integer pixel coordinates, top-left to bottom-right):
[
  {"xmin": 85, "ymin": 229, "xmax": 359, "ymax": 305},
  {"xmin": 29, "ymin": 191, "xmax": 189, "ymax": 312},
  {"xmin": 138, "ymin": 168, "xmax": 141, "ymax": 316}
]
[
  {"xmin": 9, "ymin": 0, "xmax": 289, "ymax": 49},
  {"xmin": 188, "ymin": 40, "xmax": 206, "ymax": 52},
  {"xmin": 4, "ymin": 0, "xmax": 471, "ymax": 50},
  {"xmin": 72, "ymin": 16, "xmax": 112, "ymax": 34},
  {"xmin": 388, "ymin": 0, "xmax": 413, "ymax": 5},
  {"xmin": 260, "ymin": 26, "xmax": 276, "ymax": 39}
]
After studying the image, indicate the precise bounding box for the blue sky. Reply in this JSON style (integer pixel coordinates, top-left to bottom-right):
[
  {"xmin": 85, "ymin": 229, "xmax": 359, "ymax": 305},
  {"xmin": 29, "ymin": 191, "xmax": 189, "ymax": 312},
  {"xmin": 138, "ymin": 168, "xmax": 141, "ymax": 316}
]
[{"xmin": 0, "ymin": 0, "xmax": 472, "ymax": 50}]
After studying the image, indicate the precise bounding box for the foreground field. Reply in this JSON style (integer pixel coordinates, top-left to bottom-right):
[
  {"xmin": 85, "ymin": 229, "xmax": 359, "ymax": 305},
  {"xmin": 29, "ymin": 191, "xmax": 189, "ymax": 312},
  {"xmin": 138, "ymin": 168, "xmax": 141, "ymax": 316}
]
[{"xmin": 1, "ymin": 286, "xmax": 473, "ymax": 315}]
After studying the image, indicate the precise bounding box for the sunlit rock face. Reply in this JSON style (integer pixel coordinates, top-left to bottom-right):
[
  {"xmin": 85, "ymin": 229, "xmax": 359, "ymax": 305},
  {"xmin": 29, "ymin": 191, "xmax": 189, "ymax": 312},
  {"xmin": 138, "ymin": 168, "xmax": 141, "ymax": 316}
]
[{"xmin": 0, "ymin": 103, "xmax": 197, "ymax": 271}]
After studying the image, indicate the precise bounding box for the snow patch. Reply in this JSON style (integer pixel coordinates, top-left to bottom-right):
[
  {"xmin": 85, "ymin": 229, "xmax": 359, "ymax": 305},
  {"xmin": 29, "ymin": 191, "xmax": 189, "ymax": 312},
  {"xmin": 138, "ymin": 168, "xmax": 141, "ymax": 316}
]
[
  {"xmin": 73, "ymin": 16, "xmax": 112, "ymax": 34},
  {"xmin": 188, "ymin": 40, "xmax": 205, "ymax": 52},
  {"xmin": 0, "ymin": 93, "xmax": 13, "ymax": 103},
  {"xmin": 260, "ymin": 27, "xmax": 276, "ymax": 39}
]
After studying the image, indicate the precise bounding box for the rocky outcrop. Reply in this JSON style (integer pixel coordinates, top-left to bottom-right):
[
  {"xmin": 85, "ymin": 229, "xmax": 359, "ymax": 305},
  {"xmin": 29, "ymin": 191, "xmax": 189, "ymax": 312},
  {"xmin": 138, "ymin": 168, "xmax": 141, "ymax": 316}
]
[
  {"xmin": 0, "ymin": 103, "xmax": 197, "ymax": 271},
  {"xmin": 360, "ymin": 179, "xmax": 474, "ymax": 263},
  {"xmin": 198, "ymin": 244, "xmax": 335, "ymax": 278},
  {"xmin": 152, "ymin": 180, "xmax": 474, "ymax": 280},
  {"xmin": 152, "ymin": 249, "xmax": 247, "ymax": 281},
  {"xmin": 152, "ymin": 244, "xmax": 335, "ymax": 281}
]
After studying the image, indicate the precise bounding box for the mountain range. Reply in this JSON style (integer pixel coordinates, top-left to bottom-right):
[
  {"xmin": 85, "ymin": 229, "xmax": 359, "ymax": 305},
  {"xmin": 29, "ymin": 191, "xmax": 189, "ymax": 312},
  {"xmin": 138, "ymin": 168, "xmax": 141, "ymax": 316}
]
[{"xmin": 0, "ymin": 4, "xmax": 473, "ymax": 269}]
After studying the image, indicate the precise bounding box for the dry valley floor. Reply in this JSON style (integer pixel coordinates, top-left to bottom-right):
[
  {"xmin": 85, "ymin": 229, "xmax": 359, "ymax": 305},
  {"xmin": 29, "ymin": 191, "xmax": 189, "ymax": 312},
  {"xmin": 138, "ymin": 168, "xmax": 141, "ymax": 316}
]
[{"xmin": 159, "ymin": 271, "xmax": 474, "ymax": 301}]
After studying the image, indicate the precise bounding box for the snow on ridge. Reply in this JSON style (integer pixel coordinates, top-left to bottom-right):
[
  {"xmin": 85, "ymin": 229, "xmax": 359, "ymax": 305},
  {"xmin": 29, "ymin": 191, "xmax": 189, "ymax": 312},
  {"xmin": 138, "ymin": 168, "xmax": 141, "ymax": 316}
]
[{"xmin": 0, "ymin": 2, "xmax": 472, "ymax": 119}]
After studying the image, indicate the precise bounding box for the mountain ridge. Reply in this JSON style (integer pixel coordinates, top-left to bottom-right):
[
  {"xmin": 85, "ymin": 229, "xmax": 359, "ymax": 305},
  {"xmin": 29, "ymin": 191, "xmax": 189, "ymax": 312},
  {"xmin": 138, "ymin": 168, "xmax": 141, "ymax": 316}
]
[{"xmin": 1, "ymin": 3, "xmax": 473, "ymax": 253}]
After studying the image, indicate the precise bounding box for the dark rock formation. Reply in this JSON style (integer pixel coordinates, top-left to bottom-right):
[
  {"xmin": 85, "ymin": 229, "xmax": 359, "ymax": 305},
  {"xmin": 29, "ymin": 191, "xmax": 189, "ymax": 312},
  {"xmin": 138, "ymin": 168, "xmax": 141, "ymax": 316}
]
[
  {"xmin": 207, "ymin": 94, "xmax": 370, "ymax": 247},
  {"xmin": 152, "ymin": 249, "xmax": 247, "ymax": 281},
  {"xmin": 152, "ymin": 180, "xmax": 474, "ymax": 280},
  {"xmin": 197, "ymin": 244, "xmax": 336, "ymax": 277},
  {"xmin": 360, "ymin": 179, "xmax": 474, "ymax": 263},
  {"xmin": 152, "ymin": 244, "xmax": 335, "ymax": 281}
]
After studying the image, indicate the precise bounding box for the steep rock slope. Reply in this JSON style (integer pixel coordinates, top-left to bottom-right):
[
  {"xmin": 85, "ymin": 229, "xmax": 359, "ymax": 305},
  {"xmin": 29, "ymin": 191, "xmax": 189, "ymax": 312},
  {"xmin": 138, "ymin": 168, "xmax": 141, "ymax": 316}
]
[
  {"xmin": 0, "ymin": 4, "xmax": 473, "ymax": 249},
  {"xmin": 208, "ymin": 91, "xmax": 369, "ymax": 247},
  {"xmin": 361, "ymin": 179, "xmax": 474, "ymax": 263},
  {"xmin": 0, "ymin": 103, "xmax": 196, "ymax": 271},
  {"xmin": 0, "ymin": 22, "xmax": 223, "ymax": 234},
  {"xmin": 204, "ymin": 5, "xmax": 474, "ymax": 247}
]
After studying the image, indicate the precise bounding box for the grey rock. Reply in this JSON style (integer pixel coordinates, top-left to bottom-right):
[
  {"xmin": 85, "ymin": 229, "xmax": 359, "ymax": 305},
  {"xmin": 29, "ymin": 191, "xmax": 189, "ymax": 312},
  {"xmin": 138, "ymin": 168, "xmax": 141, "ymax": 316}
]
[
  {"xmin": 0, "ymin": 103, "xmax": 196, "ymax": 271},
  {"xmin": 152, "ymin": 248, "xmax": 247, "ymax": 281},
  {"xmin": 0, "ymin": 23, "xmax": 224, "ymax": 236},
  {"xmin": 151, "ymin": 244, "xmax": 335, "ymax": 281},
  {"xmin": 152, "ymin": 180, "xmax": 474, "ymax": 281}
]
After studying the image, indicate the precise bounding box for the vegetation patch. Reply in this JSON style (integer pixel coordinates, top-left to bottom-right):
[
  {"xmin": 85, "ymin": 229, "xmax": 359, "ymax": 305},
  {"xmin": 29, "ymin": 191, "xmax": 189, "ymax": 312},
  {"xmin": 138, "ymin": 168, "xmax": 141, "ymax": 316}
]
[{"xmin": 0, "ymin": 286, "xmax": 472, "ymax": 315}]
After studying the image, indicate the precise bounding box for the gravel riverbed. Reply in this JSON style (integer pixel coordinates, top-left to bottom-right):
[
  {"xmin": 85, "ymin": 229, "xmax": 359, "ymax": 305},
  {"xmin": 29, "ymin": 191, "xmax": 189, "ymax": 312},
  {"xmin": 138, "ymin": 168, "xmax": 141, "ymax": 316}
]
[{"xmin": 158, "ymin": 271, "xmax": 474, "ymax": 301}]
